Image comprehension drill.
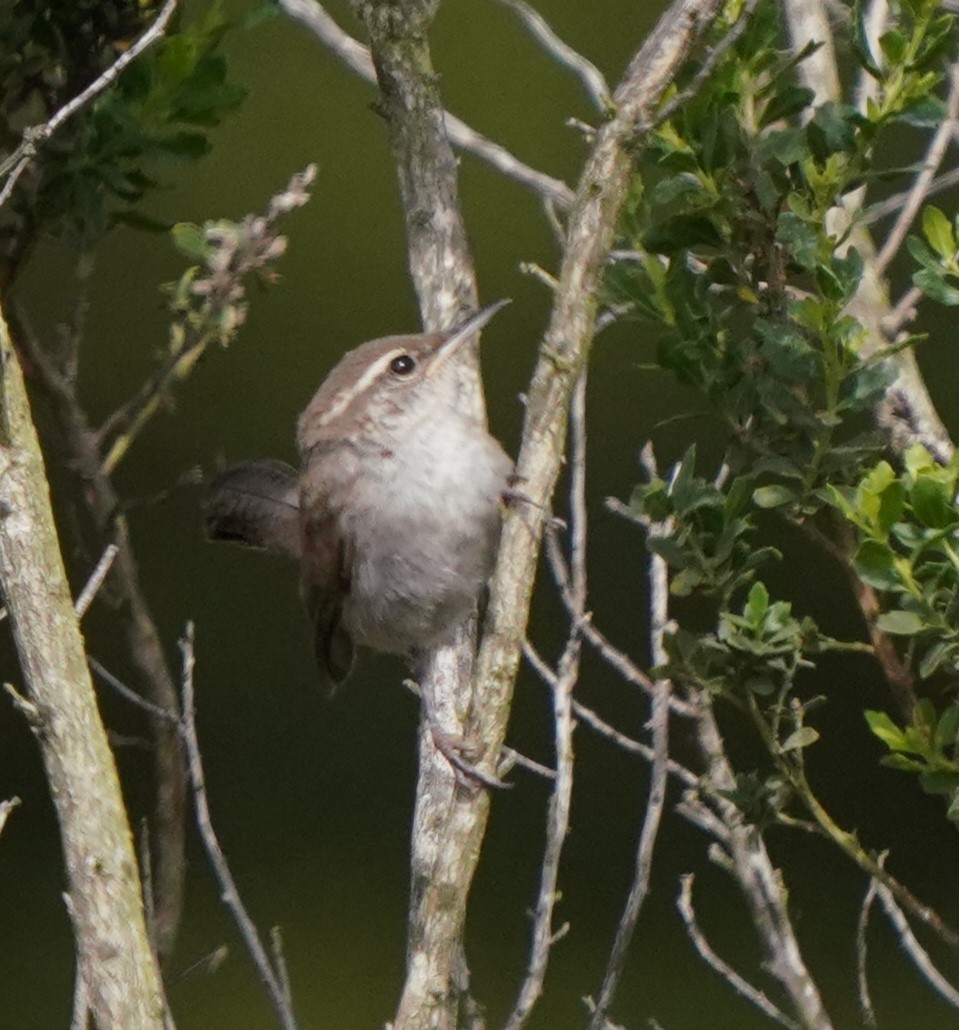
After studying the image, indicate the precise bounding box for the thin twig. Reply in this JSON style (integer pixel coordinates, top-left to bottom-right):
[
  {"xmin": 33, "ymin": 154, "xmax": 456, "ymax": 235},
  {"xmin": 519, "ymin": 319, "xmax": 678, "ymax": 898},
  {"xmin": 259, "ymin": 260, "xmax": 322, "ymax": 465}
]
[
  {"xmin": 874, "ymin": 63, "xmax": 959, "ymax": 276},
  {"xmin": 0, "ymin": 0, "xmax": 178, "ymax": 209},
  {"xmin": 270, "ymin": 927, "xmax": 295, "ymax": 1013},
  {"xmin": 876, "ymin": 881, "xmax": 959, "ymax": 1011},
  {"xmin": 99, "ymin": 165, "xmax": 316, "ymax": 475},
  {"xmin": 277, "ymin": 0, "xmax": 575, "ymax": 209},
  {"xmin": 491, "ymin": 0, "xmax": 610, "ymax": 109},
  {"xmin": 88, "ymin": 657, "xmax": 180, "ymax": 724},
  {"xmin": 676, "ymin": 875, "xmax": 800, "ymax": 1030},
  {"xmin": 522, "ymin": 639, "xmax": 701, "ymax": 788},
  {"xmin": 74, "ymin": 544, "xmax": 119, "ymax": 619},
  {"xmin": 505, "ymin": 373, "xmax": 589, "ymax": 1030},
  {"xmin": 178, "ymin": 623, "xmax": 298, "ymax": 1030},
  {"xmin": 547, "ymin": 506, "xmax": 697, "ymax": 718},
  {"xmin": 589, "ymin": 444, "xmax": 673, "ymax": 1028},
  {"xmin": 856, "ymin": 875, "xmax": 880, "ymax": 1028},
  {"xmin": 863, "ymin": 167, "xmax": 959, "ymax": 229},
  {"xmin": 883, "ymin": 284, "xmax": 924, "ymax": 337},
  {"xmin": 653, "ymin": 0, "xmax": 764, "ymax": 129},
  {"xmin": 0, "ymin": 796, "xmax": 21, "ymax": 840},
  {"xmin": 499, "ymin": 746, "xmax": 557, "ymax": 780}
]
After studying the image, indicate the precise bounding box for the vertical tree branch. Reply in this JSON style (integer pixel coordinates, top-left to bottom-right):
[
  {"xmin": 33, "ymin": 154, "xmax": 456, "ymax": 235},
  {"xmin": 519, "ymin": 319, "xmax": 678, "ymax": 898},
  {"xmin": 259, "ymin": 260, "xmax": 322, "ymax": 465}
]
[
  {"xmin": 15, "ymin": 316, "xmax": 187, "ymax": 963},
  {"xmin": 0, "ymin": 298, "xmax": 166, "ymax": 1029},
  {"xmin": 690, "ymin": 695, "xmax": 833, "ymax": 1028},
  {"xmin": 472, "ymin": 0, "xmax": 726, "ymax": 781},
  {"xmin": 348, "ymin": 4, "xmax": 491, "ymax": 1027}
]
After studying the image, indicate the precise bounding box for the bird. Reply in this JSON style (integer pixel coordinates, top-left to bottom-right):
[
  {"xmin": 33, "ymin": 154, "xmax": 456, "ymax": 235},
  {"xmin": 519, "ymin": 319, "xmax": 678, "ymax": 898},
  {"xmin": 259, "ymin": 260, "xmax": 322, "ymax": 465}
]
[{"xmin": 204, "ymin": 301, "xmax": 513, "ymax": 692}]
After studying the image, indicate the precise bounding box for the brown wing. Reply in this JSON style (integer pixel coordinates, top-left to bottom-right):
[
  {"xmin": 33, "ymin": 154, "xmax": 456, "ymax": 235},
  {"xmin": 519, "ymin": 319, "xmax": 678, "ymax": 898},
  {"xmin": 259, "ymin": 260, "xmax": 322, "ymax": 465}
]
[
  {"xmin": 205, "ymin": 459, "xmax": 301, "ymax": 559},
  {"xmin": 300, "ymin": 508, "xmax": 355, "ymax": 692}
]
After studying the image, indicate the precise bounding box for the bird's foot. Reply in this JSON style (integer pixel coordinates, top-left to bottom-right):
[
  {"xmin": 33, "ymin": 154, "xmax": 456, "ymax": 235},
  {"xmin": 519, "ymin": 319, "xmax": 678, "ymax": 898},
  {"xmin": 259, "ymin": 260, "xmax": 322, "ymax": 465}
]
[{"xmin": 429, "ymin": 725, "xmax": 511, "ymax": 792}]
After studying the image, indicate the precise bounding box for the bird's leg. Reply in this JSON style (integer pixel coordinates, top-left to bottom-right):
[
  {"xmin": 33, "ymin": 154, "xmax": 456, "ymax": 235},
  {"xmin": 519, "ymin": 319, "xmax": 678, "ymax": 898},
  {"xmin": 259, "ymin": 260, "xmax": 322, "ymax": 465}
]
[
  {"xmin": 404, "ymin": 667, "xmax": 509, "ymax": 791},
  {"xmin": 502, "ymin": 472, "xmax": 566, "ymax": 532}
]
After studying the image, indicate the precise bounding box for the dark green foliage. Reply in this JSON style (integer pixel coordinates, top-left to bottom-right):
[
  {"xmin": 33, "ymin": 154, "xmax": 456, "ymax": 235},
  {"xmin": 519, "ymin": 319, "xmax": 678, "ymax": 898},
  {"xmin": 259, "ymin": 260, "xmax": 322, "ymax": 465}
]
[
  {"xmin": 828, "ymin": 446, "xmax": 959, "ymax": 681},
  {"xmin": 610, "ymin": 0, "xmax": 959, "ymax": 825},
  {"xmin": 0, "ymin": 1, "xmax": 246, "ymax": 268}
]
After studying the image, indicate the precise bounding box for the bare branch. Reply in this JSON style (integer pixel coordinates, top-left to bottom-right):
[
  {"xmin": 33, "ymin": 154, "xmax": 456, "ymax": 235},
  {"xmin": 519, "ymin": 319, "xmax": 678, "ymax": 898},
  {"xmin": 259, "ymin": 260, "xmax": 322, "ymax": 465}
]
[
  {"xmin": 178, "ymin": 623, "xmax": 298, "ymax": 1030},
  {"xmin": 677, "ymin": 875, "xmax": 801, "ymax": 1030},
  {"xmin": 589, "ymin": 443, "xmax": 673, "ymax": 1028},
  {"xmin": 857, "ymin": 875, "xmax": 880, "ymax": 1028},
  {"xmin": 0, "ymin": 0, "xmax": 178, "ymax": 209},
  {"xmin": 88, "ymin": 657, "xmax": 180, "ymax": 724},
  {"xmin": 491, "ymin": 0, "xmax": 610, "ymax": 110},
  {"xmin": 74, "ymin": 544, "xmax": 119, "ymax": 619},
  {"xmin": 877, "ymin": 881, "xmax": 959, "ymax": 1011},
  {"xmin": 342, "ymin": 4, "xmax": 497, "ymax": 1025},
  {"xmin": 0, "ymin": 297, "xmax": 165, "ymax": 1026},
  {"xmin": 505, "ymin": 373, "xmax": 588, "ymax": 1030},
  {"xmin": 523, "ymin": 640, "xmax": 701, "ymax": 788},
  {"xmin": 690, "ymin": 694, "xmax": 833, "ymax": 1027},
  {"xmin": 278, "ymin": 0, "xmax": 575, "ymax": 208}
]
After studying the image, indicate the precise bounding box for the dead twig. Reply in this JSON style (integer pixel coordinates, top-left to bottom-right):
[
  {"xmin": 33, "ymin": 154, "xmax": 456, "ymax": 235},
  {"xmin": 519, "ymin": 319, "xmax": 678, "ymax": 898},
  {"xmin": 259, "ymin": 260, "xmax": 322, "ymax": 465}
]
[
  {"xmin": 178, "ymin": 623, "xmax": 298, "ymax": 1030},
  {"xmin": 677, "ymin": 874, "xmax": 800, "ymax": 1030},
  {"xmin": 589, "ymin": 443, "xmax": 673, "ymax": 1028},
  {"xmin": 74, "ymin": 544, "xmax": 119, "ymax": 619},
  {"xmin": 277, "ymin": 0, "xmax": 574, "ymax": 209},
  {"xmin": 505, "ymin": 372, "xmax": 588, "ymax": 1030},
  {"xmin": 491, "ymin": 0, "xmax": 610, "ymax": 110}
]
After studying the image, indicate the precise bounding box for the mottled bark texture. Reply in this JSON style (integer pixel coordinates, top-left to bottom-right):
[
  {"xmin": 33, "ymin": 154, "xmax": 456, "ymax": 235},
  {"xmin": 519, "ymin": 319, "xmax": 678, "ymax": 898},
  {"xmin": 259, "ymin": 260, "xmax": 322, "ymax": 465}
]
[
  {"xmin": 0, "ymin": 301, "xmax": 166, "ymax": 1029},
  {"xmin": 353, "ymin": 1, "xmax": 726, "ymax": 1028},
  {"xmin": 351, "ymin": 4, "xmax": 489, "ymax": 1028}
]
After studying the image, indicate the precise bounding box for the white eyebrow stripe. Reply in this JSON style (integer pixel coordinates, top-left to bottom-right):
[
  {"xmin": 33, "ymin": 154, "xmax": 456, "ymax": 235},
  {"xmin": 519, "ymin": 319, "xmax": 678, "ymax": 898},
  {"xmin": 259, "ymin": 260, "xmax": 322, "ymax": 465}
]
[{"xmin": 316, "ymin": 348, "xmax": 406, "ymax": 427}]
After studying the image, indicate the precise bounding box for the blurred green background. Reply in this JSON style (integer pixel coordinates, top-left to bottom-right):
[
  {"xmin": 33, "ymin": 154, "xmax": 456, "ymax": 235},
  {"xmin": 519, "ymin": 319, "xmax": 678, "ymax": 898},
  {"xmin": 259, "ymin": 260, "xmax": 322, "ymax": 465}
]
[{"xmin": 3, "ymin": 1, "xmax": 959, "ymax": 1027}]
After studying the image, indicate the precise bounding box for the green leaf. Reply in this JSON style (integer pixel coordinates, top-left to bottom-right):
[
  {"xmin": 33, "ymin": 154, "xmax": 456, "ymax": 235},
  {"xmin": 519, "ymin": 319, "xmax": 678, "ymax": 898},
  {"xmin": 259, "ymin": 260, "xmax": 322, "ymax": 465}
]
[
  {"xmin": 935, "ymin": 705, "xmax": 959, "ymax": 749},
  {"xmin": 922, "ymin": 206, "xmax": 956, "ymax": 261},
  {"xmin": 853, "ymin": 540, "xmax": 900, "ymax": 590},
  {"xmin": 920, "ymin": 641, "xmax": 955, "ymax": 679},
  {"xmin": 876, "ymin": 610, "xmax": 926, "ymax": 636},
  {"xmin": 910, "ymin": 476, "xmax": 957, "ymax": 529},
  {"xmin": 914, "ymin": 268, "xmax": 959, "ymax": 306},
  {"xmin": 746, "ymin": 581, "xmax": 770, "ymax": 623},
  {"xmin": 919, "ymin": 770, "xmax": 959, "ymax": 796},
  {"xmin": 760, "ymin": 85, "xmax": 815, "ymax": 127},
  {"xmin": 881, "ymin": 754, "xmax": 926, "ymax": 772},
  {"xmin": 879, "ymin": 28, "xmax": 908, "ymax": 65},
  {"xmin": 947, "ymin": 794, "xmax": 959, "ymax": 823},
  {"xmin": 865, "ymin": 709, "xmax": 909, "ymax": 750},
  {"xmin": 752, "ymin": 484, "xmax": 797, "ymax": 509},
  {"xmin": 776, "ymin": 210, "xmax": 819, "ymax": 268},
  {"xmin": 171, "ymin": 222, "xmax": 208, "ymax": 260},
  {"xmin": 782, "ymin": 726, "xmax": 820, "ymax": 750}
]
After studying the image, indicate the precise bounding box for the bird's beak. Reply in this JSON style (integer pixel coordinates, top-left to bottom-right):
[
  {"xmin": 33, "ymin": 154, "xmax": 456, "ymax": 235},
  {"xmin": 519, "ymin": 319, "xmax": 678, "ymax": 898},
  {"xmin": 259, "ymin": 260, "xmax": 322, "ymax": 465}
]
[{"xmin": 426, "ymin": 298, "xmax": 511, "ymax": 376}]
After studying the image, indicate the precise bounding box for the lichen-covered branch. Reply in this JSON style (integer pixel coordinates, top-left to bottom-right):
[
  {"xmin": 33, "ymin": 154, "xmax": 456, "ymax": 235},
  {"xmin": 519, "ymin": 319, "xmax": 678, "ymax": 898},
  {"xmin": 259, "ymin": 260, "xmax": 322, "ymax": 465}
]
[
  {"xmin": 0, "ymin": 298, "xmax": 166, "ymax": 1029},
  {"xmin": 347, "ymin": 3, "xmax": 490, "ymax": 1028},
  {"xmin": 470, "ymin": 0, "xmax": 725, "ymax": 856}
]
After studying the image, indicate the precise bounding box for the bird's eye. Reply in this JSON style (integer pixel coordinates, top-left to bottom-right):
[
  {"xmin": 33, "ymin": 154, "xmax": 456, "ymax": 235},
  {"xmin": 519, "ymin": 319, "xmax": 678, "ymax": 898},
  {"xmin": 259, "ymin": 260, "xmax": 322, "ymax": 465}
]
[{"xmin": 389, "ymin": 353, "xmax": 417, "ymax": 377}]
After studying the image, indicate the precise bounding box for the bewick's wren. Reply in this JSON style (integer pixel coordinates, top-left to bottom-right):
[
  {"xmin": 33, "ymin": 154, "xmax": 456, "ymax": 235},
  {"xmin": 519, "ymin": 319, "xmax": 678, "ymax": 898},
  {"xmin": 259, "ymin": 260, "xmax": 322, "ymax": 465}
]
[{"xmin": 206, "ymin": 301, "xmax": 512, "ymax": 689}]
